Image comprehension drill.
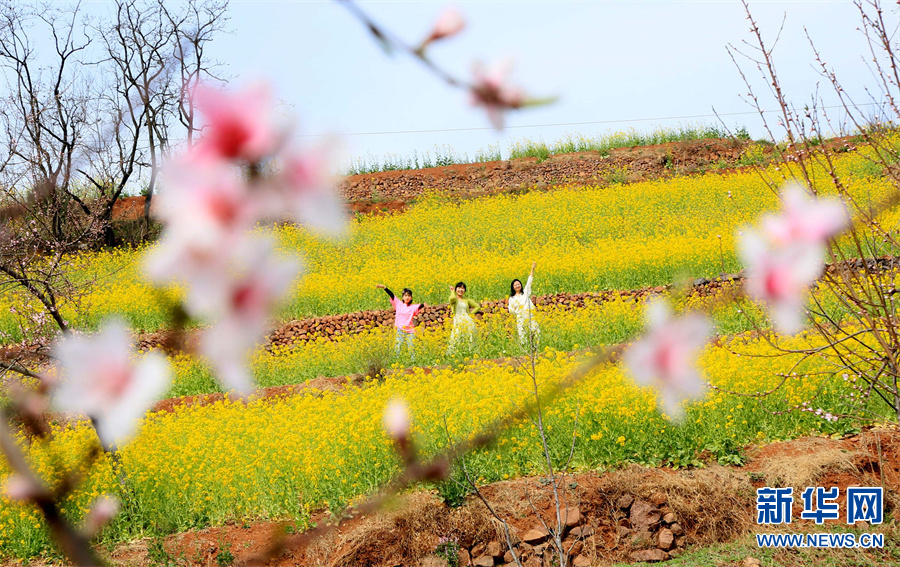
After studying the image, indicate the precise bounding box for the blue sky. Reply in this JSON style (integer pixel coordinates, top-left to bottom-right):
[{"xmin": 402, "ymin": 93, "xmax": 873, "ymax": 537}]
[{"xmin": 97, "ymin": 1, "xmax": 878, "ymax": 167}]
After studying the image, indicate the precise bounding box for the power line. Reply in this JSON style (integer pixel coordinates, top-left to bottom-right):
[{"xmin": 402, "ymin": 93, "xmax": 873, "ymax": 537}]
[{"xmin": 297, "ymin": 102, "xmax": 883, "ymax": 138}]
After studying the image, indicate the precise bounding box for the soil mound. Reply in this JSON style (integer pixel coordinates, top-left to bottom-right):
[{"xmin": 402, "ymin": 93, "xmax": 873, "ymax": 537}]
[{"xmin": 108, "ymin": 428, "xmax": 899, "ymax": 567}]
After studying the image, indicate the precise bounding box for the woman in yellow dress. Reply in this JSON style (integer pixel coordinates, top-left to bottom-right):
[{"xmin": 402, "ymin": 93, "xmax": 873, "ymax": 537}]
[{"xmin": 447, "ymin": 281, "xmax": 480, "ymax": 354}]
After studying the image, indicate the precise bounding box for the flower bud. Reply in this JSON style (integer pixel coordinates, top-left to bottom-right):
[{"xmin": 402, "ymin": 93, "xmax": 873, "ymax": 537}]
[{"xmin": 383, "ymin": 398, "xmax": 410, "ymax": 439}]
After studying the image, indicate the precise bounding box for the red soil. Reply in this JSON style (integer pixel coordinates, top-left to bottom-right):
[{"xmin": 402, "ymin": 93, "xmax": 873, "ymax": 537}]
[{"xmin": 106, "ymin": 428, "xmax": 900, "ymax": 567}]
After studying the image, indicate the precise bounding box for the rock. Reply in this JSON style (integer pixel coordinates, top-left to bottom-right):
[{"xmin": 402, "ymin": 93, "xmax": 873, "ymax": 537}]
[
  {"xmin": 669, "ymin": 522, "xmax": 684, "ymax": 536},
  {"xmin": 524, "ymin": 557, "xmax": 542, "ymax": 567},
  {"xmin": 856, "ymin": 521, "xmax": 870, "ymax": 529},
  {"xmin": 567, "ymin": 540, "xmax": 584, "ymax": 556},
  {"xmin": 741, "ymin": 558, "xmax": 762, "ymax": 567},
  {"xmin": 458, "ymin": 548, "xmax": 471, "ymax": 566},
  {"xmin": 419, "ymin": 557, "xmax": 450, "ymax": 567},
  {"xmin": 518, "ymin": 542, "xmax": 534, "ymax": 554},
  {"xmin": 629, "ymin": 549, "xmax": 670, "ymax": 563},
  {"xmin": 649, "ymin": 492, "xmax": 667, "ymax": 506},
  {"xmin": 693, "ymin": 277, "xmax": 710, "ymax": 287},
  {"xmin": 662, "ymin": 512, "xmax": 678, "ymax": 525},
  {"xmin": 569, "ymin": 525, "xmax": 594, "ymax": 538},
  {"xmin": 630, "ymin": 530, "xmax": 654, "ymax": 548},
  {"xmin": 503, "ymin": 550, "xmax": 516, "ymax": 563},
  {"xmin": 473, "ymin": 555, "xmax": 494, "ymax": 567},
  {"xmin": 657, "ymin": 528, "xmax": 675, "ymax": 551},
  {"xmin": 523, "ymin": 528, "xmax": 549, "ymax": 544},
  {"xmin": 472, "ymin": 544, "xmax": 486, "ymax": 558},
  {"xmin": 487, "ymin": 541, "xmax": 502, "ymax": 557},
  {"xmin": 629, "ymin": 500, "xmax": 661, "ymax": 530},
  {"xmin": 561, "ymin": 506, "xmax": 582, "ymax": 527},
  {"xmin": 572, "ymin": 555, "xmax": 592, "ymax": 567},
  {"xmin": 617, "ymin": 494, "xmax": 634, "ymax": 510}
]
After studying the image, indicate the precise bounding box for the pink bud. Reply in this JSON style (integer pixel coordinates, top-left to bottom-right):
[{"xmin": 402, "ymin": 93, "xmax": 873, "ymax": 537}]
[
  {"xmin": 383, "ymin": 398, "xmax": 410, "ymax": 439},
  {"xmin": 470, "ymin": 59, "xmax": 525, "ymax": 130},
  {"xmin": 427, "ymin": 8, "xmax": 465, "ymax": 43}
]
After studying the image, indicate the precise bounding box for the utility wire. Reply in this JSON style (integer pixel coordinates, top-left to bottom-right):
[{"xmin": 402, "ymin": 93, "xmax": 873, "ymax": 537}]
[{"xmin": 298, "ymin": 102, "xmax": 884, "ymax": 138}]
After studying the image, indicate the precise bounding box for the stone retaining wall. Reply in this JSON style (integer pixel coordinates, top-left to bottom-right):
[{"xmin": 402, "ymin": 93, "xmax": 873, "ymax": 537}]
[{"xmin": 264, "ymin": 281, "xmax": 740, "ymax": 350}]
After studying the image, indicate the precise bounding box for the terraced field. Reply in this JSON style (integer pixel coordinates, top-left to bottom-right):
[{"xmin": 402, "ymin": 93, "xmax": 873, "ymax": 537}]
[{"xmin": 1, "ymin": 141, "xmax": 898, "ymax": 565}]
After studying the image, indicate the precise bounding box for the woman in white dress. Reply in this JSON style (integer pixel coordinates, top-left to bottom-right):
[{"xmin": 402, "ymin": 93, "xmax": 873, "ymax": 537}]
[
  {"xmin": 508, "ymin": 262, "xmax": 540, "ymax": 349},
  {"xmin": 447, "ymin": 281, "xmax": 480, "ymax": 354}
]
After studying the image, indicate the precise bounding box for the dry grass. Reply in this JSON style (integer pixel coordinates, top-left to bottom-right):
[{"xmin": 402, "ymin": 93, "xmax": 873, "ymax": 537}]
[
  {"xmin": 758, "ymin": 439, "xmax": 861, "ymax": 492},
  {"xmin": 313, "ymin": 491, "xmax": 498, "ymax": 567},
  {"xmin": 597, "ymin": 464, "xmax": 756, "ymax": 547}
]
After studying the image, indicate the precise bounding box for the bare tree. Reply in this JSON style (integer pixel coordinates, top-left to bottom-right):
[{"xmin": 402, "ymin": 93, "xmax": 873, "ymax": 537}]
[
  {"xmin": 100, "ymin": 0, "xmax": 228, "ymax": 223},
  {"xmin": 727, "ymin": 0, "xmax": 900, "ymax": 424},
  {"xmin": 0, "ymin": 0, "xmax": 228, "ymax": 343}
]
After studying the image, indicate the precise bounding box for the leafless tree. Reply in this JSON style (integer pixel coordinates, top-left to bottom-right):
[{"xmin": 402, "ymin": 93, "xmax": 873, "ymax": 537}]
[
  {"xmin": 98, "ymin": 0, "xmax": 228, "ymax": 223},
  {"xmin": 0, "ymin": 0, "xmax": 228, "ymax": 342},
  {"xmin": 727, "ymin": 0, "xmax": 900, "ymax": 424}
]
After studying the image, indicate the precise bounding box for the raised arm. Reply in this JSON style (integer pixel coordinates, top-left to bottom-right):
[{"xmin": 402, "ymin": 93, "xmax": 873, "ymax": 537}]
[
  {"xmin": 448, "ymin": 285, "xmax": 458, "ymax": 306},
  {"xmin": 376, "ymin": 284, "xmax": 395, "ymax": 300},
  {"xmin": 524, "ymin": 262, "xmax": 536, "ymax": 298}
]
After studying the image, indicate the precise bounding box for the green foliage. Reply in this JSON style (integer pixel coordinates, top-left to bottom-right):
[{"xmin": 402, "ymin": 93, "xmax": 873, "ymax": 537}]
[
  {"xmin": 509, "ymin": 123, "xmax": 740, "ymax": 160},
  {"xmin": 216, "ymin": 545, "xmax": 235, "ymax": 567},
  {"xmin": 147, "ymin": 537, "xmax": 176, "ymax": 567},
  {"xmin": 343, "ymin": 144, "xmax": 471, "ymax": 175},
  {"xmin": 434, "ymin": 537, "xmax": 461, "ymax": 566},
  {"xmin": 341, "ymin": 123, "xmax": 746, "ymax": 175},
  {"xmin": 737, "ymin": 141, "xmax": 770, "ymax": 166},
  {"xmin": 436, "ymin": 460, "xmax": 476, "ymax": 508}
]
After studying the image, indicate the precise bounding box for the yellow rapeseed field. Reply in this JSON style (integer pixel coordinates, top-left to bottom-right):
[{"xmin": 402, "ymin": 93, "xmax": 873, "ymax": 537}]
[
  {"xmin": 0, "ymin": 148, "xmax": 894, "ymax": 340},
  {"xmin": 0, "ymin": 331, "xmax": 860, "ymax": 558}
]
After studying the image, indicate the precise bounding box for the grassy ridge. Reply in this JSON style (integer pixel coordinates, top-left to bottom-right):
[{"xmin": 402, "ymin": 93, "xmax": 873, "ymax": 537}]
[{"xmin": 342, "ymin": 123, "xmax": 745, "ymax": 175}]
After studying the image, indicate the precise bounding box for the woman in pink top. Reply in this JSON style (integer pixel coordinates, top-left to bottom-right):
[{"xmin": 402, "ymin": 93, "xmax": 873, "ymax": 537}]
[{"xmin": 376, "ymin": 284, "xmax": 425, "ymax": 359}]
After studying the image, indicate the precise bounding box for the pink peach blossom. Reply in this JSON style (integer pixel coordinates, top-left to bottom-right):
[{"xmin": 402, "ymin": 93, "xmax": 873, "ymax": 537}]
[
  {"xmin": 147, "ymin": 83, "xmax": 345, "ymax": 396},
  {"xmin": 738, "ymin": 231, "xmax": 824, "ymax": 335},
  {"xmin": 145, "ymin": 157, "xmax": 256, "ymax": 290},
  {"xmin": 761, "ymin": 183, "xmax": 849, "ymax": 247},
  {"xmin": 470, "ymin": 60, "xmax": 525, "ymax": 130},
  {"xmin": 82, "ymin": 496, "xmax": 120, "ymax": 536},
  {"xmin": 622, "ymin": 300, "xmax": 711, "ymax": 418},
  {"xmin": 264, "ymin": 146, "xmax": 347, "ymax": 236},
  {"xmin": 3, "ymin": 474, "xmax": 41, "ymax": 501},
  {"xmin": 192, "ymin": 83, "xmax": 285, "ymax": 163},
  {"xmin": 196, "ymin": 238, "xmax": 299, "ymax": 394},
  {"xmin": 53, "ymin": 320, "xmax": 171, "ymax": 447},
  {"xmin": 739, "ymin": 184, "xmax": 850, "ymax": 335}
]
